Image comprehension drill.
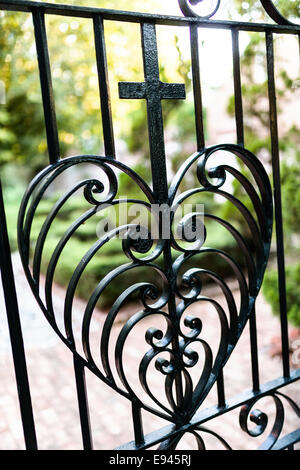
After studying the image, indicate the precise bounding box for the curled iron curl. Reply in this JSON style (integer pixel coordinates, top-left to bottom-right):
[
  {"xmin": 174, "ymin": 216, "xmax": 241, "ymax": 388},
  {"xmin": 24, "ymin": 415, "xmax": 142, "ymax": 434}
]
[
  {"xmin": 171, "ymin": 210, "xmax": 207, "ymax": 253},
  {"xmin": 178, "ymin": 0, "xmax": 221, "ymax": 19},
  {"xmin": 239, "ymin": 391, "xmax": 300, "ymax": 450},
  {"xmin": 122, "ymin": 224, "xmax": 165, "ymax": 263},
  {"xmin": 169, "ymin": 144, "xmax": 272, "ymax": 221}
]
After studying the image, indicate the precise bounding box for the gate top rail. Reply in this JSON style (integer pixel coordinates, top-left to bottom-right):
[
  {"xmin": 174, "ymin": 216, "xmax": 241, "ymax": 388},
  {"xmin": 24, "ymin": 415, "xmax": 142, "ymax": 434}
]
[{"xmin": 1, "ymin": 0, "xmax": 300, "ymax": 34}]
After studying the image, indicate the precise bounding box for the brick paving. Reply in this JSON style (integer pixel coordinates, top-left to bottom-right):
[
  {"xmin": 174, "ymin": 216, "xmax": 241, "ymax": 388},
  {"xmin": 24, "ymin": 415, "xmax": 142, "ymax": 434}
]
[{"xmin": 0, "ymin": 253, "xmax": 299, "ymax": 450}]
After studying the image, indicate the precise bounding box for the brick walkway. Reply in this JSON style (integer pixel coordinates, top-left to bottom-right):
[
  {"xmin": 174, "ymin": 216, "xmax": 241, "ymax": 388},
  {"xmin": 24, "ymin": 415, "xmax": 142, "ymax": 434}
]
[{"xmin": 0, "ymin": 253, "xmax": 299, "ymax": 450}]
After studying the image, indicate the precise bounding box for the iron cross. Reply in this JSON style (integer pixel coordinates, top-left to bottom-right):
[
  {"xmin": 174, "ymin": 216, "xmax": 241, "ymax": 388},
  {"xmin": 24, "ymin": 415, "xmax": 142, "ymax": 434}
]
[{"xmin": 119, "ymin": 22, "xmax": 186, "ymax": 203}]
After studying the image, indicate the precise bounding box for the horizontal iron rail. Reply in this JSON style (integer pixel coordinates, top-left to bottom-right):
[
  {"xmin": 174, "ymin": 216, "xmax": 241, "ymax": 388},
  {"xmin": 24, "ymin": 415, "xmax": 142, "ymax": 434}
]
[
  {"xmin": 0, "ymin": 0, "xmax": 300, "ymax": 34},
  {"xmin": 116, "ymin": 369, "xmax": 300, "ymax": 450}
]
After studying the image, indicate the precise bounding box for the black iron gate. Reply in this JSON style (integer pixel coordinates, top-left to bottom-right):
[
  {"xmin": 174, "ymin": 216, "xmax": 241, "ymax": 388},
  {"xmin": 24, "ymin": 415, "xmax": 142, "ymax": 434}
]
[{"xmin": 0, "ymin": 0, "xmax": 299, "ymax": 450}]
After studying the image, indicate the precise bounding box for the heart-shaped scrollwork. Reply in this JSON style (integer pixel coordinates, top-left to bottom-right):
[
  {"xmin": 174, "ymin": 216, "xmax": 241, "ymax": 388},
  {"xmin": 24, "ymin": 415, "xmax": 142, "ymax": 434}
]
[{"xmin": 18, "ymin": 144, "xmax": 273, "ymax": 433}]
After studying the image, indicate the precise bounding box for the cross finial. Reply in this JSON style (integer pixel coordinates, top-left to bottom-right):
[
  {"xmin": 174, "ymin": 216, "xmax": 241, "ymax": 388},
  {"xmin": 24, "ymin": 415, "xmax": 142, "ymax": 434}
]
[{"xmin": 118, "ymin": 23, "xmax": 185, "ymax": 203}]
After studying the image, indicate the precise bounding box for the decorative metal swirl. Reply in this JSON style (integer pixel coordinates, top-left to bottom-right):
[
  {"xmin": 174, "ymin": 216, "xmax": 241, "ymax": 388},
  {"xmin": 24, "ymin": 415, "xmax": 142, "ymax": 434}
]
[
  {"xmin": 18, "ymin": 144, "xmax": 275, "ymax": 446},
  {"xmin": 178, "ymin": 0, "xmax": 299, "ymax": 25},
  {"xmin": 239, "ymin": 391, "xmax": 300, "ymax": 450},
  {"xmin": 178, "ymin": 0, "xmax": 221, "ymax": 19}
]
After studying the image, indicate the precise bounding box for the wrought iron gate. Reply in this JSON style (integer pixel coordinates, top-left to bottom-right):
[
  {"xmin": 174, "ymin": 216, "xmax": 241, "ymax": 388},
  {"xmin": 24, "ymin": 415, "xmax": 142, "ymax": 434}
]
[{"xmin": 0, "ymin": 0, "xmax": 299, "ymax": 450}]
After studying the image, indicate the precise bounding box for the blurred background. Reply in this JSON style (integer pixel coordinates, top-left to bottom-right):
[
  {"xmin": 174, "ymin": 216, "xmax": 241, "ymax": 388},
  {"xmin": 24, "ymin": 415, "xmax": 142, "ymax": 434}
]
[{"xmin": 0, "ymin": 0, "xmax": 299, "ymax": 450}]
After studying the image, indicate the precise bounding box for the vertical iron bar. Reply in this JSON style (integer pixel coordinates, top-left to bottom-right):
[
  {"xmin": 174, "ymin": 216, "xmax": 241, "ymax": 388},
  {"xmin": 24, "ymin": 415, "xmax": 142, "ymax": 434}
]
[
  {"xmin": 265, "ymin": 31, "xmax": 290, "ymax": 378},
  {"xmin": 217, "ymin": 370, "xmax": 226, "ymax": 408},
  {"xmin": 32, "ymin": 9, "xmax": 60, "ymax": 164},
  {"xmin": 131, "ymin": 401, "xmax": 144, "ymax": 446},
  {"xmin": 231, "ymin": 28, "xmax": 244, "ymax": 147},
  {"xmin": 249, "ymin": 306, "xmax": 260, "ymax": 392},
  {"xmin": 73, "ymin": 354, "xmax": 93, "ymax": 449},
  {"xmin": 93, "ymin": 15, "xmax": 116, "ymax": 158},
  {"xmin": 0, "ymin": 181, "xmax": 37, "ymax": 450},
  {"xmin": 190, "ymin": 24, "xmax": 205, "ymax": 150}
]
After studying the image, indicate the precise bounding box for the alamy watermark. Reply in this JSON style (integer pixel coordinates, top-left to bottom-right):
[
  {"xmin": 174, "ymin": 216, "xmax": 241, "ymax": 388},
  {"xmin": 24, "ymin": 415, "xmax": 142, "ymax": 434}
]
[{"xmin": 94, "ymin": 199, "xmax": 206, "ymax": 247}]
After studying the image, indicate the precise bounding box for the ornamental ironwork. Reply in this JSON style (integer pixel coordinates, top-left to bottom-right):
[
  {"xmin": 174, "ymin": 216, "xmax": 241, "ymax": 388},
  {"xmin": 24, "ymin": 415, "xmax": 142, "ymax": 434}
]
[{"xmin": 0, "ymin": 0, "xmax": 299, "ymax": 450}]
